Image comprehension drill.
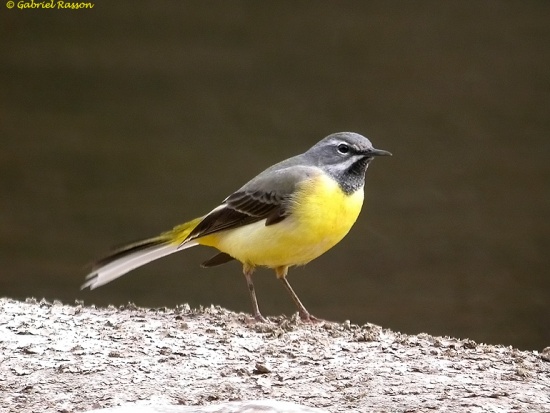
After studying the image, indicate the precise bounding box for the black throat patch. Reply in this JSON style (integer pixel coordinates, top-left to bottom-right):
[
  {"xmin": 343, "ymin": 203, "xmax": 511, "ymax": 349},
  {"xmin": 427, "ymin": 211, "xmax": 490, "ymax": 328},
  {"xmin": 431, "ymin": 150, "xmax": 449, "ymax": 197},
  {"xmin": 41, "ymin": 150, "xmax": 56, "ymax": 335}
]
[{"xmin": 334, "ymin": 156, "xmax": 370, "ymax": 195}]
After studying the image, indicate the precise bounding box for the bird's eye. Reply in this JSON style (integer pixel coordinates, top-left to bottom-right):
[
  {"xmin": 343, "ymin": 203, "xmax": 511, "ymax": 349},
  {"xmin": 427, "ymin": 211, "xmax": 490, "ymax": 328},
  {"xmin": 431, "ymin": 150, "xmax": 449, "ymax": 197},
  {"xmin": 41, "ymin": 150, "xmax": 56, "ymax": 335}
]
[{"xmin": 337, "ymin": 143, "xmax": 350, "ymax": 154}]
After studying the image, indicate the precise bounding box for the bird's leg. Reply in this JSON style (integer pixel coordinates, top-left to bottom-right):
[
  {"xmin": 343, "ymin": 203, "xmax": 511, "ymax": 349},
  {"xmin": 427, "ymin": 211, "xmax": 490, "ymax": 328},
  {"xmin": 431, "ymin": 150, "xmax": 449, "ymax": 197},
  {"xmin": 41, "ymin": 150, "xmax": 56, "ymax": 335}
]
[
  {"xmin": 242, "ymin": 263, "xmax": 268, "ymax": 323},
  {"xmin": 275, "ymin": 266, "xmax": 320, "ymax": 323}
]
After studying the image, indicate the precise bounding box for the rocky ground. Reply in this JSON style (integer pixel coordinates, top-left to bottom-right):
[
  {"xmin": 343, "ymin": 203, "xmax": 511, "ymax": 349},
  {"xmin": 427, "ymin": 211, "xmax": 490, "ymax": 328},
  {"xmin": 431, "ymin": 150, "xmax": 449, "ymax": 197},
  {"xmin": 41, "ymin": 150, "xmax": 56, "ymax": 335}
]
[{"xmin": 0, "ymin": 298, "xmax": 549, "ymax": 413}]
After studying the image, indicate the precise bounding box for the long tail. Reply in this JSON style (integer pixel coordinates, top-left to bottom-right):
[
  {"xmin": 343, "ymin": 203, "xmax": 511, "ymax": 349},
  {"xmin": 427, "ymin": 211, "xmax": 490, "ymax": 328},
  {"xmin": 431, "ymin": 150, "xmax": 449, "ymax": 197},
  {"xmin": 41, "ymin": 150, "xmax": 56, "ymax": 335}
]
[{"xmin": 81, "ymin": 217, "xmax": 203, "ymax": 290}]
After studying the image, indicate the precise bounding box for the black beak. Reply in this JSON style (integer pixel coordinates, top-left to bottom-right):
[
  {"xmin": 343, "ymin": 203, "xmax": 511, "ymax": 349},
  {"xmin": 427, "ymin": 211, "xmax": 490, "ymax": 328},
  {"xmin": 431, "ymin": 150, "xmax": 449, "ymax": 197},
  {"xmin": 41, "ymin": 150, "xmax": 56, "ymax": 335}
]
[{"xmin": 368, "ymin": 147, "xmax": 392, "ymax": 157}]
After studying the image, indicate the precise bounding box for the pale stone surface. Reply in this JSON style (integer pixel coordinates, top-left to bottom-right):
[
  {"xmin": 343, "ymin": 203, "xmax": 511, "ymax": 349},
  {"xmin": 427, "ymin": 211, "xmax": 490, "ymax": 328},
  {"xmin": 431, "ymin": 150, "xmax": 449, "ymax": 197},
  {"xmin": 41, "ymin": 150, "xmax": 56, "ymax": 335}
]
[
  {"xmin": 1, "ymin": 298, "xmax": 548, "ymax": 413},
  {"xmin": 86, "ymin": 400, "xmax": 328, "ymax": 413}
]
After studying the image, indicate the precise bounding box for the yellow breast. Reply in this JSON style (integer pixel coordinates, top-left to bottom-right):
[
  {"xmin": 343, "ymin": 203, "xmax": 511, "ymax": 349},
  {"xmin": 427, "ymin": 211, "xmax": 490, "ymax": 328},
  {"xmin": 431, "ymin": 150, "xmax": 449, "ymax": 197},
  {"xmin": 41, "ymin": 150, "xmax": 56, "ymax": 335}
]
[{"xmin": 201, "ymin": 173, "xmax": 364, "ymax": 268}]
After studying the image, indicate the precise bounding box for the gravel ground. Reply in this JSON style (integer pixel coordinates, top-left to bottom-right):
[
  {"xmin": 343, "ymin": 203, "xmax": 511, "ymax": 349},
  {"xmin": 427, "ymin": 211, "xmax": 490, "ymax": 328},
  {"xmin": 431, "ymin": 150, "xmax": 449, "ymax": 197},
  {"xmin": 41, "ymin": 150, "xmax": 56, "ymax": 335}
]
[{"xmin": 1, "ymin": 298, "xmax": 549, "ymax": 413}]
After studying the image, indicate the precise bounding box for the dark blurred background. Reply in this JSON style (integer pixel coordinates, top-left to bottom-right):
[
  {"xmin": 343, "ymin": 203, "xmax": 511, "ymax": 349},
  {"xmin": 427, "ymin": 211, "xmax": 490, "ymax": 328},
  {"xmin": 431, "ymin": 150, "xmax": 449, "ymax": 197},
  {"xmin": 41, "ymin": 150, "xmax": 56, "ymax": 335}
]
[{"xmin": 1, "ymin": 2, "xmax": 548, "ymax": 350}]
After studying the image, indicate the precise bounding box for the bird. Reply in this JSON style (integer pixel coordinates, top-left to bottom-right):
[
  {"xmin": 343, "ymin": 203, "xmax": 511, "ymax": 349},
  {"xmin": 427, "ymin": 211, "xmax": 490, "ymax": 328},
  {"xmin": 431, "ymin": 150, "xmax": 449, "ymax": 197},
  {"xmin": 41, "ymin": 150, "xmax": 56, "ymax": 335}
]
[{"xmin": 82, "ymin": 132, "xmax": 391, "ymax": 322}]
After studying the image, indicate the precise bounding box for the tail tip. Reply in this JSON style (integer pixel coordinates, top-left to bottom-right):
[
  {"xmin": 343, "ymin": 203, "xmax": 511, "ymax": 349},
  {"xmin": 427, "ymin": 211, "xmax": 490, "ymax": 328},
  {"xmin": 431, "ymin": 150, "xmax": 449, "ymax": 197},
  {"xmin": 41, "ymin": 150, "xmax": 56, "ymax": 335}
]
[{"xmin": 80, "ymin": 273, "xmax": 98, "ymax": 290}]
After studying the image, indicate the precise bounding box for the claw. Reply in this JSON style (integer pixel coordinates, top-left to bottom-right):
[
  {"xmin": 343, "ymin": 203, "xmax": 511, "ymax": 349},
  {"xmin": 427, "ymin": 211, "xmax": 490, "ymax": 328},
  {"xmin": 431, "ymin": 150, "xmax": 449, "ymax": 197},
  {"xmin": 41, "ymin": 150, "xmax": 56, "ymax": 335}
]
[{"xmin": 299, "ymin": 312, "xmax": 323, "ymax": 323}]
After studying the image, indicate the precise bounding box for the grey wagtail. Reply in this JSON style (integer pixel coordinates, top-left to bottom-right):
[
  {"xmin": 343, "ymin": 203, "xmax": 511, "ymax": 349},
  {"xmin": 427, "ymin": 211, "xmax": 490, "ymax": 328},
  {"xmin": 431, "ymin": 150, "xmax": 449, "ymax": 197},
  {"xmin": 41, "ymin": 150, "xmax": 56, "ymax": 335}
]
[{"xmin": 82, "ymin": 132, "xmax": 391, "ymax": 321}]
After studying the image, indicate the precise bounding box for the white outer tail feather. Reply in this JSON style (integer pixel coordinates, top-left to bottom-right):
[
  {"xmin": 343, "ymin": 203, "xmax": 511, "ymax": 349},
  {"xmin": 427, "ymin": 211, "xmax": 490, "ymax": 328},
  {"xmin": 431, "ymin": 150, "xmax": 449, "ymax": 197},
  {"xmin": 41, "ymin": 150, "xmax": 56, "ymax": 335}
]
[{"xmin": 81, "ymin": 241, "xmax": 198, "ymax": 290}]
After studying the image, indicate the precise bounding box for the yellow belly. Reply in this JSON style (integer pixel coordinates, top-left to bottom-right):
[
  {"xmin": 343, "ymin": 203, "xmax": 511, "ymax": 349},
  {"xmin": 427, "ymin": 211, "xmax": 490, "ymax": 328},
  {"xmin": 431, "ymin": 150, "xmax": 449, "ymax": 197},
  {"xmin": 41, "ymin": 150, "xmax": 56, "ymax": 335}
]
[{"xmin": 199, "ymin": 173, "xmax": 364, "ymax": 268}]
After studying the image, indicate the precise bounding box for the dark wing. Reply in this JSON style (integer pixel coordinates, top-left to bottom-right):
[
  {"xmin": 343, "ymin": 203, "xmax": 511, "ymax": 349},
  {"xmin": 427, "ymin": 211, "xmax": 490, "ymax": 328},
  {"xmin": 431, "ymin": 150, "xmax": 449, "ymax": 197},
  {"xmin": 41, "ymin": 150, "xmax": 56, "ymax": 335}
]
[
  {"xmin": 185, "ymin": 189, "xmax": 288, "ymax": 241},
  {"xmin": 184, "ymin": 165, "xmax": 320, "ymax": 242}
]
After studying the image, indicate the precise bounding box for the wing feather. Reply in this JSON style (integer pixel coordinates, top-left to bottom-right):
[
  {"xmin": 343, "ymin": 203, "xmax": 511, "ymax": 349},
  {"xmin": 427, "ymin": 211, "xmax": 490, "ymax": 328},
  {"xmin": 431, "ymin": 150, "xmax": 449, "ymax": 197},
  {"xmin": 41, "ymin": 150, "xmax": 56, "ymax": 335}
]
[{"xmin": 183, "ymin": 165, "xmax": 320, "ymax": 243}]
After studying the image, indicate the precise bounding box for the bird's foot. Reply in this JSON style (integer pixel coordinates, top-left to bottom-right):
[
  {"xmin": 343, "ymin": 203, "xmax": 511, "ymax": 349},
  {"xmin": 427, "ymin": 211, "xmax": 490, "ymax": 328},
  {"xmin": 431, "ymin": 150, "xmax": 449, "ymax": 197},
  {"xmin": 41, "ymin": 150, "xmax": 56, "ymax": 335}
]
[
  {"xmin": 298, "ymin": 312, "xmax": 323, "ymax": 323},
  {"xmin": 244, "ymin": 313, "xmax": 271, "ymax": 324}
]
